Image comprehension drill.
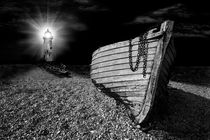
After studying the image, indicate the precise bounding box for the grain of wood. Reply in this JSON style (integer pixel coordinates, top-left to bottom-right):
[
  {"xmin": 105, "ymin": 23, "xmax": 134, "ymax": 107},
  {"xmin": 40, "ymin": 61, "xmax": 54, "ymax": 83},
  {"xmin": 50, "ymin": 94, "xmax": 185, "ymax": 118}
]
[
  {"xmin": 93, "ymin": 44, "xmax": 157, "ymax": 59},
  {"xmin": 91, "ymin": 61, "xmax": 153, "ymax": 73}
]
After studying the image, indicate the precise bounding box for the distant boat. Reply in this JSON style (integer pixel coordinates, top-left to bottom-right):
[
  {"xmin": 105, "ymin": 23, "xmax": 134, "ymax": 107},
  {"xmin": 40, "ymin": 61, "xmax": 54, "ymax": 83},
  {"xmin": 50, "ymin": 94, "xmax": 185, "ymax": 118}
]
[
  {"xmin": 90, "ymin": 20, "xmax": 176, "ymax": 124},
  {"xmin": 40, "ymin": 62, "xmax": 71, "ymax": 77}
]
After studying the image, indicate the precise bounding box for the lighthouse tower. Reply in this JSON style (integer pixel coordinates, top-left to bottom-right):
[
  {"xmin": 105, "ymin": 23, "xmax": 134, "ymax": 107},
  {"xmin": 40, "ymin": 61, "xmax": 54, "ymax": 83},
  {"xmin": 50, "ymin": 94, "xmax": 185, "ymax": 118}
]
[{"xmin": 43, "ymin": 29, "xmax": 53, "ymax": 62}]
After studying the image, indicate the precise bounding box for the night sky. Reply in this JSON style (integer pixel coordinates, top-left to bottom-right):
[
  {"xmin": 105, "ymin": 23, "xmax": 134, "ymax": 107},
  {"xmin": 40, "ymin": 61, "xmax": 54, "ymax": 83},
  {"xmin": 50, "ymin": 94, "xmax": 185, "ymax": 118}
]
[{"xmin": 0, "ymin": 0, "xmax": 210, "ymax": 65}]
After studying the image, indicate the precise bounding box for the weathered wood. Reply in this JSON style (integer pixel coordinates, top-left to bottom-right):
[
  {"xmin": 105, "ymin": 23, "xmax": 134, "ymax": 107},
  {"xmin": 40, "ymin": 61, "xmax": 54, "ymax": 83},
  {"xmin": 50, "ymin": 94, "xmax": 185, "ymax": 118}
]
[
  {"xmin": 168, "ymin": 38, "xmax": 176, "ymax": 57},
  {"xmin": 92, "ymin": 38, "xmax": 159, "ymax": 57},
  {"xmin": 103, "ymin": 80, "xmax": 149, "ymax": 88},
  {"xmin": 91, "ymin": 61, "xmax": 153, "ymax": 73},
  {"xmin": 160, "ymin": 65, "xmax": 169, "ymax": 82},
  {"xmin": 91, "ymin": 68, "xmax": 152, "ymax": 79},
  {"xmin": 115, "ymin": 91, "xmax": 146, "ymax": 97},
  {"xmin": 92, "ymin": 24, "xmax": 166, "ymax": 57},
  {"xmin": 135, "ymin": 39, "xmax": 163, "ymax": 123},
  {"xmin": 135, "ymin": 20, "xmax": 174, "ymax": 123},
  {"xmin": 123, "ymin": 96, "xmax": 145, "ymax": 103},
  {"xmin": 91, "ymin": 57, "xmax": 154, "ymax": 69},
  {"xmin": 110, "ymin": 85, "xmax": 147, "ymax": 92},
  {"xmin": 165, "ymin": 48, "xmax": 174, "ymax": 65},
  {"xmin": 93, "ymin": 44, "xmax": 157, "ymax": 59},
  {"xmin": 162, "ymin": 56, "xmax": 170, "ymax": 72},
  {"xmin": 90, "ymin": 20, "xmax": 175, "ymax": 125},
  {"xmin": 94, "ymin": 74, "xmax": 150, "ymax": 84},
  {"xmin": 92, "ymin": 51, "xmax": 156, "ymax": 65},
  {"xmin": 164, "ymin": 51, "xmax": 173, "ymax": 66},
  {"xmin": 167, "ymin": 44, "xmax": 176, "ymax": 61}
]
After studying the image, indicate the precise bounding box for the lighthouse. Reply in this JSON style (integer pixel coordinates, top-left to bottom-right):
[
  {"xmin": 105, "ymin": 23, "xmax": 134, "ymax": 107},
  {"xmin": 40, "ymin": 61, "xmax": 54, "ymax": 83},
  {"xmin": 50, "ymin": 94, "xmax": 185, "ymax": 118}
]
[{"xmin": 43, "ymin": 29, "xmax": 53, "ymax": 62}]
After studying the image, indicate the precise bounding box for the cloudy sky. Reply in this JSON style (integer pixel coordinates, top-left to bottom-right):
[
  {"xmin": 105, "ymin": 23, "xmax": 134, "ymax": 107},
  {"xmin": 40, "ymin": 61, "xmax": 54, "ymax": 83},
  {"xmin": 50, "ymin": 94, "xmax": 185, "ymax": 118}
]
[{"xmin": 0, "ymin": 0, "xmax": 210, "ymax": 65}]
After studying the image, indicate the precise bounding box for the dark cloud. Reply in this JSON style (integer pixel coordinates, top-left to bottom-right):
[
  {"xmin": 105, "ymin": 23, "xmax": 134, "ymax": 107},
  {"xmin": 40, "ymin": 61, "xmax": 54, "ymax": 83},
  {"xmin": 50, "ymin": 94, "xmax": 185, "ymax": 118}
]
[
  {"xmin": 129, "ymin": 3, "xmax": 191, "ymax": 24},
  {"xmin": 74, "ymin": 0, "xmax": 91, "ymax": 4},
  {"xmin": 47, "ymin": 0, "xmax": 63, "ymax": 7},
  {"xmin": 72, "ymin": 0, "xmax": 109, "ymax": 12},
  {"xmin": 175, "ymin": 23, "xmax": 210, "ymax": 38},
  {"xmin": 0, "ymin": 1, "xmax": 21, "ymax": 12},
  {"xmin": 1, "ymin": 0, "xmax": 210, "ymax": 65},
  {"xmin": 152, "ymin": 3, "xmax": 190, "ymax": 17},
  {"xmin": 128, "ymin": 16, "xmax": 159, "ymax": 24},
  {"xmin": 126, "ymin": 3, "xmax": 210, "ymax": 38},
  {"xmin": 78, "ymin": 5, "xmax": 109, "ymax": 12},
  {"xmin": 64, "ymin": 15, "xmax": 87, "ymax": 31}
]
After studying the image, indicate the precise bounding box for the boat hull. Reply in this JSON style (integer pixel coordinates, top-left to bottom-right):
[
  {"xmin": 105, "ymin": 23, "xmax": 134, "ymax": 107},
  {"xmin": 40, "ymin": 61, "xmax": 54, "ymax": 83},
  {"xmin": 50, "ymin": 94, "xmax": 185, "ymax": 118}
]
[{"xmin": 90, "ymin": 20, "xmax": 175, "ymax": 124}]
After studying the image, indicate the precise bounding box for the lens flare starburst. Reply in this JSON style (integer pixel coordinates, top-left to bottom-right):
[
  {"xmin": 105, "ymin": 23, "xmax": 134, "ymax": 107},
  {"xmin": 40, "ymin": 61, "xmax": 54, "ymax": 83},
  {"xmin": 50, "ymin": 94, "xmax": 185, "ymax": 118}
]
[{"xmin": 19, "ymin": 11, "xmax": 70, "ymax": 60}]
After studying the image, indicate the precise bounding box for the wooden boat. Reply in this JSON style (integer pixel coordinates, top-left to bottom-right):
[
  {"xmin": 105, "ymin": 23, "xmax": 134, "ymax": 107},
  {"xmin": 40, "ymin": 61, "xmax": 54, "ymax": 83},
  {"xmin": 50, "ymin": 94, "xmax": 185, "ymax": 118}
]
[
  {"xmin": 90, "ymin": 20, "xmax": 176, "ymax": 124},
  {"xmin": 39, "ymin": 62, "xmax": 71, "ymax": 77}
]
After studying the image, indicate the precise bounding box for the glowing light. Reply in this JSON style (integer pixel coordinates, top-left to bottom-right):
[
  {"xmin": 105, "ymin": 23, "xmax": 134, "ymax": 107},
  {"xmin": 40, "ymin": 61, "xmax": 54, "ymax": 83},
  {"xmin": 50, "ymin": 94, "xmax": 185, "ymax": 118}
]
[
  {"xmin": 19, "ymin": 11, "xmax": 70, "ymax": 60},
  {"xmin": 43, "ymin": 29, "xmax": 53, "ymax": 39},
  {"xmin": 18, "ymin": 7, "xmax": 86, "ymax": 61}
]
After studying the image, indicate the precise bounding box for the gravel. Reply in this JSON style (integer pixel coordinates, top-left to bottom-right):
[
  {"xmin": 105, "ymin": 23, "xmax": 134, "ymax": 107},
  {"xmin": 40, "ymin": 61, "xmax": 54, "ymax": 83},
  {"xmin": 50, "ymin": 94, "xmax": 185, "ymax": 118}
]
[{"xmin": 0, "ymin": 64, "xmax": 210, "ymax": 139}]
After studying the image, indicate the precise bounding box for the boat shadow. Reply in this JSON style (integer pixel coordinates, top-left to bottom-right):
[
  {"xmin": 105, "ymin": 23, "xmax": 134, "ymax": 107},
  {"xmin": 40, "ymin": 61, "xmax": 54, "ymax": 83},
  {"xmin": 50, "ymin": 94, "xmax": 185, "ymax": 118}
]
[
  {"xmin": 66, "ymin": 65, "xmax": 90, "ymax": 77},
  {"xmin": 170, "ymin": 67, "xmax": 210, "ymax": 87},
  {"xmin": 153, "ymin": 87, "xmax": 210, "ymax": 139}
]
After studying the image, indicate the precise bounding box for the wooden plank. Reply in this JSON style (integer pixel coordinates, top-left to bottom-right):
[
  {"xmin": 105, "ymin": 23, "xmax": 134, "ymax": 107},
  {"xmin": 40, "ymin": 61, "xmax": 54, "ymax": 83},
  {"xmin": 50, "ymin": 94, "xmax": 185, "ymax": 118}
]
[
  {"xmin": 91, "ymin": 54, "xmax": 155, "ymax": 66},
  {"xmin": 161, "ymin": 64, "xmax": 169, "ymax": 78},
  {"xmin": 92, "ymin": 37, "xmax": 159, "ymax": 57},
  {"xmin": 93, "ymin": 47, "xmax": 157, "ymax": 61},
  {"xmin": 135, "ymin": 36, "xmax": 163, "ymax": 123},
  {"xmin": 165, "ymin": 46, "xmax": 175, "ymax": 64},
  {"xmin": 109, "ymin": 85, "xmax": 147, "ymax": 92},
  {"xmin": 91, "ymin": 61, "xmax": 153, "ymax": 73},
  {"xmin": 142, "ymin": 105, "xmax": 151, "ymax": 116},
  {"xmin": 93, "ymin": 43, "xmax": 157, "ymax": 59},
  {"xmin": 122, "ymin": 96, "xmax": 145, "ymax": 103},
  {"xmin": 162, "ymin": 56, "xmax": 170, "ymax": 72},
  {"xmin": 103, "ymin": 80, "xmax": 149, "ymax": 88},
  {"xmin": 162, "ymin": 58, "xmax": 171, "ymax": 81},
  {"xmin": 163, "ymin": 61, "xmax": 170, "ymax": 75},
  {"xmin": 171, "ymin": 46, "xmax": 176, "ymax": 58},
  {"xmin": 168, "ymin": 49, "xmax": 175, "ymax": 64},
  {"xmin": 92, "ymin": 48, "xmax": 156, "ymax": 64},
  {"xmin": 94, "ymin": 74, "xmax": 150, "ymax": 84},
  {"xmin": 91, "ymin": 20, "xmax": 175, "ymax": 125},
  {"xmin": 159, "ymin": 62, "xmax": 170, "ymax": 86},
  {"xmin": 116, "ymin": 91, "xmax": 146, "ymax": 97},
  {"xmin": 168, "ymin": 39, "xmax": 176, "ymax": 57},
  {"xmin": 91, "ymin": 67, "xmax": 152, "ymax": 79},
  {"xmin": 168, "ymin": 43, "xmax": 176, "ymax": 59},
  {"xmin": 93, "ymin": 49, "xmax": 156, "ymax": 63},
  {"xmin": 91, "ymin": 57, "xmax": 154, "ymax": 69},
  {"xmin": 164, "ymin": 51, "xmax": 173, "ymax": 66}
]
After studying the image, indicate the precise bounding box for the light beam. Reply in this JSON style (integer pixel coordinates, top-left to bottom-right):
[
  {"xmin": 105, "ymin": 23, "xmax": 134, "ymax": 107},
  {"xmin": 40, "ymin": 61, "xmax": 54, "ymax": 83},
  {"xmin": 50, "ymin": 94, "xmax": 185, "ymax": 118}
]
[{"xmin": 19, "ymin": 11, "xmax": 70, "ymax": 61}]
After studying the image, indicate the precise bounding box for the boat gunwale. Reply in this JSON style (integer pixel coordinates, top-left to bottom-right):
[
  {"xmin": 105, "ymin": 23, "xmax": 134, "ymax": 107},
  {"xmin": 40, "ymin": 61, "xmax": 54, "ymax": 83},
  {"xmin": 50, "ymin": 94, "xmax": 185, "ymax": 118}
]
[
  {"xmin": 92, "ymin": 39, "xmax": 159, "ymax": 58},
  {"xmin": 92, "ymin": 30, "xmax": 164, "ymax": 57}
]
